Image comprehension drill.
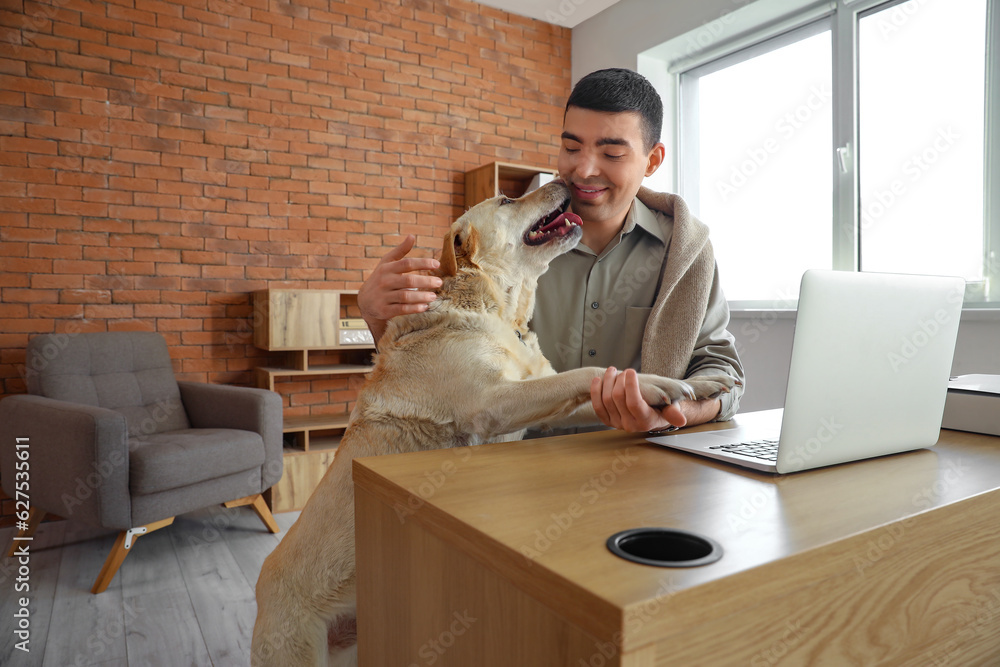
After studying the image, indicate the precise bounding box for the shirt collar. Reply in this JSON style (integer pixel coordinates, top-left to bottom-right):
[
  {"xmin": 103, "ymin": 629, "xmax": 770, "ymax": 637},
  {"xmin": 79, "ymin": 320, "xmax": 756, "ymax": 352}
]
[{"xmin": 629, "ymin": 196, "xmax": 668, "ymax": 245}]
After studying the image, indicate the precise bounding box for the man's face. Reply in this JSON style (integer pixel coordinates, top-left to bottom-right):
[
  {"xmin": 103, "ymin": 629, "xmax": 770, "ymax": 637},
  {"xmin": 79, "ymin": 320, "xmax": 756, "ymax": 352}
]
[{"xmin": 558, "ymin": 106, "xmax": 664, "ymax": 228}]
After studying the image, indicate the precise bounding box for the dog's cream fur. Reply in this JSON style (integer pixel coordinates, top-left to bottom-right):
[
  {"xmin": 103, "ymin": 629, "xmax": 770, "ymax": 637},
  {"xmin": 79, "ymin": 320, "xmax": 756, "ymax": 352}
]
[{"xmin": 251, "ymin": 181, "xmax": 735, "ymax": 666}]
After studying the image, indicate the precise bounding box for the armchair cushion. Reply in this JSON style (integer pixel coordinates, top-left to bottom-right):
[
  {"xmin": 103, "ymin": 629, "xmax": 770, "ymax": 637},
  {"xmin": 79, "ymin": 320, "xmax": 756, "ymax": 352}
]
[
  {"xmin": 177, "ymin": 381, "xmax": 283, "ymax": 489},
  {"xmin": 128, "ymin": 428, "xmax": 265, "ymax": 496},
  {"xmin": 26, "ymin": 332, "xmax": 191, "ymax": 437}
]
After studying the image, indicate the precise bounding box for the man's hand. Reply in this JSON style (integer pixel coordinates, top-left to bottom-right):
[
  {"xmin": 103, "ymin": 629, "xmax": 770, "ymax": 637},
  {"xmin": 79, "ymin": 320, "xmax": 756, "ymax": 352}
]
[
  {"xmin": 590, "ymin": 367, "xmax": 721, "ymax": 433},
  {"xmin": 358, "ymin": 235, "xmax": 443, "ymax": 345}
]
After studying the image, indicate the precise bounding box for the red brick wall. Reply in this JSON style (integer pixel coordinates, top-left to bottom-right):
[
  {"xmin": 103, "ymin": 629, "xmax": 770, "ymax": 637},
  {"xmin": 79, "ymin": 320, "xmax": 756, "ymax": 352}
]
[
  {"xmin": 0, "ymin": 0, "xmax": 569, "ymax": 383},
  {"xmin": 0, "ymin": 0, "xmax": 570, "ymax": 521}
]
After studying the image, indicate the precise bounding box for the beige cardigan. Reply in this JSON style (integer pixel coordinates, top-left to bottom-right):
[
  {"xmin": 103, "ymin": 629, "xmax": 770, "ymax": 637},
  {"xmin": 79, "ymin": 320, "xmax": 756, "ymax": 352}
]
[{"xmin": 636, "ymin": 187, "xmax": 718, "ymax": 380}]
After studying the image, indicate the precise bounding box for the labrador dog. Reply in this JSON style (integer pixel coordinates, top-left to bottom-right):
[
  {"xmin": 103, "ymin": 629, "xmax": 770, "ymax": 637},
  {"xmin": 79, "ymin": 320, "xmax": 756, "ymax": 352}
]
[{"xmin": 251, "ymin": 180, "xmax": 736, "ymax": 666}]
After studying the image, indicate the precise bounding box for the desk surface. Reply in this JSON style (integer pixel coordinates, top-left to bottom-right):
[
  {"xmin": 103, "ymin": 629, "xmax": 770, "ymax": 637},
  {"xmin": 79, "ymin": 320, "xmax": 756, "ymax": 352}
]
[{"xmin": 354, "ymin": 412, "xmax": 1000, "ymax": 662}]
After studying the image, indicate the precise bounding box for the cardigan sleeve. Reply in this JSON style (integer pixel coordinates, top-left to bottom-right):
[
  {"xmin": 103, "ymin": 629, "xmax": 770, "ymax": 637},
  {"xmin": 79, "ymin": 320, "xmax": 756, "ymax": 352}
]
[{"xmin": 683, "ymin": 261, "xmax": 745, "ymax": 421}]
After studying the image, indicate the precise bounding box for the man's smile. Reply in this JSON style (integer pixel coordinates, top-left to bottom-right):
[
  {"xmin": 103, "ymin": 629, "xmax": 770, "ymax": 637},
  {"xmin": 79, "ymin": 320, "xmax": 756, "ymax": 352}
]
[{"xmin": 571, "ymin": 183, "xmax": 609, "ymax": 201}]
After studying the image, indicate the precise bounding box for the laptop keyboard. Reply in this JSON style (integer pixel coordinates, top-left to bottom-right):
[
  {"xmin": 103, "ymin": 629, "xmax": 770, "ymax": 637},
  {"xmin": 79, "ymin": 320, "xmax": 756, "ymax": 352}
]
[{"xmin": 708, "ymin": 439, "xmax": 779, "ymax": 462}]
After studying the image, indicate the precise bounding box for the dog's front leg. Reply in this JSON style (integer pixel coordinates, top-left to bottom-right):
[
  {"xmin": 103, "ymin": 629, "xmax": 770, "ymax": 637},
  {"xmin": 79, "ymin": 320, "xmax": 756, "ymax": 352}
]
[
  {"xmin": 469, "ymin": 369, "xmax": 736, "ymax": 437},
  {"xmin": 466, "ymin": 367, "xmax": 605, "ymax": 436}
]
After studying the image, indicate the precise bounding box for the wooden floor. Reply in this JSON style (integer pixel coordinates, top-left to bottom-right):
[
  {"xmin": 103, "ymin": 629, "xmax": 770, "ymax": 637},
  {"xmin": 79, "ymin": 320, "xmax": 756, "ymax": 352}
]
[{"xmin": 0, "ymin": 506, "xmax": 300, "ymax": 666}]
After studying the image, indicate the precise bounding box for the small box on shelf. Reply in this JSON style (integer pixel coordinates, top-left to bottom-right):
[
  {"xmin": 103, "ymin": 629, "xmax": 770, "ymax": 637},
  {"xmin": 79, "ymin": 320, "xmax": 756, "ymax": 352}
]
[{"xmin": 338, "ymin": 318, "xmax": 375, "ymax": 346}]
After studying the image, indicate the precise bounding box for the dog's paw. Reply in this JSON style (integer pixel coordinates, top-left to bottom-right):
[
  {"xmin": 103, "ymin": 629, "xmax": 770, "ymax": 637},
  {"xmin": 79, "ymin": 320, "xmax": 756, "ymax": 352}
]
[
  {"xmin": 636, "ymin": 373, "xmax": 739, "ymax": 407},
  {"xmin": 684, "ymin": 374, "xmax": 740, "ymax": 400},
  {"xmin": 636, "ymin": 374, "xmax": 697, "ymax": 407}
]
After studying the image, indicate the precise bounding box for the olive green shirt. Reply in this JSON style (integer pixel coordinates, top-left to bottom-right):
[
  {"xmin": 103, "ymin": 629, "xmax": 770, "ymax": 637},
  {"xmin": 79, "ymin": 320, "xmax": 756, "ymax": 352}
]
[{"xmin": 531, "ymin": 197, "xmax": 743, "ymax": 423}]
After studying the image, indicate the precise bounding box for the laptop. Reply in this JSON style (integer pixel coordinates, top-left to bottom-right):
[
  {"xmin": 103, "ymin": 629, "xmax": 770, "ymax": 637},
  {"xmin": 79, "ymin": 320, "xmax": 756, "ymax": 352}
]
[{"xmin": 647, "ymin": 270, "xmax": 965, "ymax": 474}]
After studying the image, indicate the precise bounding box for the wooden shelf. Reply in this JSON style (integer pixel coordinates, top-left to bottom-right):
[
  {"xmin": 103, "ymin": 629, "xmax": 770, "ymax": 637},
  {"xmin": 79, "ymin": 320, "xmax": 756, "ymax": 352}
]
[
  {"xmin": 283, "ymin": 435, "xmax": 341, "ymax": 457},
  {"xmin": 283, "ymin": 413, "xmax": 350, "ymax": 432},
  {"xmin": 276, "ymin": 413, "xmax": 351, "ymax": 453},
  {"xmin": 256, "ymin": 363, "xmax": 374, "ymax": 392},
  {"xmin": 258, "ymin": 364, "xmax": 373, "ymax": 377}
]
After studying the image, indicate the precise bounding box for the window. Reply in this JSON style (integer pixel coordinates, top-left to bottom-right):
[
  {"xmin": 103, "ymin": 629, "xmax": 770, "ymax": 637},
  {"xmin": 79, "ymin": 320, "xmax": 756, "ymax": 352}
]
[{"xmin": 669, "ymin": 0, "xmax": 997, "ymax": 307}]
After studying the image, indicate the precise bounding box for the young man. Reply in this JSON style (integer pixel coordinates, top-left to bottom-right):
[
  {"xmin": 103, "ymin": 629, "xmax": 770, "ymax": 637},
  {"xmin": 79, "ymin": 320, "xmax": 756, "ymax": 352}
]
[{"xmin": 358, "ymin": 68, "xmax": 744, "ymax": 432}]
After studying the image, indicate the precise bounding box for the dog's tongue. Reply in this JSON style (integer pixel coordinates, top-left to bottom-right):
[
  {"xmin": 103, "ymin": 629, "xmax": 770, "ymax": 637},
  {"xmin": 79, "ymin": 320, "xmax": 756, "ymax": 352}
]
[{"xmin": 540, "ymin": 211, "xmax": 582, "ymax": 233}]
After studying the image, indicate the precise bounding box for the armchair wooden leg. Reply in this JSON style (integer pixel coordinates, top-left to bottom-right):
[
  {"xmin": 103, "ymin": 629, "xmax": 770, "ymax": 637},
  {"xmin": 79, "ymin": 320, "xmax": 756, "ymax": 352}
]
[
  {"xmin": 7, "ymin": 506, "xmax": 46, "ymax": 558},
  {"xmin": 224, "ymin": 493, "xmax": 280, "ymax": 534},
  {"xmin": 91, "ymin": 517, "xmax": 175, "ymax": 594}
]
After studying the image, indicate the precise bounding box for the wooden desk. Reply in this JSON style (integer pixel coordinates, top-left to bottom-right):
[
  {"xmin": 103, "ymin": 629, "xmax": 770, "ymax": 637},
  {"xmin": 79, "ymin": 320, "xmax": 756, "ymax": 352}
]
[{"xmin": 353, "ymin": 413, "xmax": 1000, "ymax": 666}]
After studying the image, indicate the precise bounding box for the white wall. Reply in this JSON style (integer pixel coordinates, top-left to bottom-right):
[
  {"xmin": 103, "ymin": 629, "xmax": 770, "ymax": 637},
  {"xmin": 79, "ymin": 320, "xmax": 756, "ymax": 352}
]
[
  {"xmin": 572, "ymin": 0, "xmax": 740, "ymax": 83},
  {"xmin": 576, "ymin": 0, "xmax": 1000, "ymax": 411}
]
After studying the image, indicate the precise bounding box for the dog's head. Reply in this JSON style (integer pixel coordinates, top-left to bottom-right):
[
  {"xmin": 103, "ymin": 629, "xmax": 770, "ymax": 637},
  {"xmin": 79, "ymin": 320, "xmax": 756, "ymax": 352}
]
[
  {"xmin": 434, "ymin": 180, "xmax": 582, "ymax": 329},
  {"xmin": 438, "ymin": 180, "xmax": 582, "ymax": 280}
]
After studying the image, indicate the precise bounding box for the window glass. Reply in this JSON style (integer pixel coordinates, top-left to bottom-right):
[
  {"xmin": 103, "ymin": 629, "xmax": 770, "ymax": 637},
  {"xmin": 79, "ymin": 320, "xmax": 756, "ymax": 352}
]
[
  {"xmin": 858, "ymin": 0, "xmax": 987, "ymax": 280},
  {"xmin": 690, "ymin": 30, "xmax": 833, "ymax": 301}
]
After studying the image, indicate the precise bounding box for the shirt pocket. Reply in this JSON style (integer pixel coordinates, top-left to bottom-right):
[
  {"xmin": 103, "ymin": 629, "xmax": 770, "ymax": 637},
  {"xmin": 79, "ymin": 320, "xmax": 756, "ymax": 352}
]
[{"xmin": 623, "ymin": 307, "xmax": 652, "ymax": 370}]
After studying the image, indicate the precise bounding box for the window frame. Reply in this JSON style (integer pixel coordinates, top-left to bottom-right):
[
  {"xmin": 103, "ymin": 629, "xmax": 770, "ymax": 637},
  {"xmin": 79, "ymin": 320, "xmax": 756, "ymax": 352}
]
[{"xmin": 651, "ymin": 0, "xmax": 999, "ymax": 310}]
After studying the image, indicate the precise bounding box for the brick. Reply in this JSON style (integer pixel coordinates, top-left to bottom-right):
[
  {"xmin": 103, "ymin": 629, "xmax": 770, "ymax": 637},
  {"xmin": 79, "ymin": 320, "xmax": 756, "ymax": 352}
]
[
  {"xmin": 30, "ymin": 302, "xmax": 86, "ymax": 319},
  {"xmin": 84, "ymin": 304, "xmax": 135, "ymax": 319}
]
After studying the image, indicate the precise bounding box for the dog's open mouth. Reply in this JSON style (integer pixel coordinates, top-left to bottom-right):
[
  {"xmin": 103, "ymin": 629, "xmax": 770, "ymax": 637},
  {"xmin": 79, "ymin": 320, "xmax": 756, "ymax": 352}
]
[{"xmin": 524, "ymin": 199, "xmax": 582, "ymax": 246}]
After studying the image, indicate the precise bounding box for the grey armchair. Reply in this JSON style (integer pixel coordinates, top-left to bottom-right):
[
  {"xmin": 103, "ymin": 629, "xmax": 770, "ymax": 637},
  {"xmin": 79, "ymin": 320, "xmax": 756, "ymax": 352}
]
[{"xmin": 0, "ymin": 331, "xmax": 284, "ymax": 593}]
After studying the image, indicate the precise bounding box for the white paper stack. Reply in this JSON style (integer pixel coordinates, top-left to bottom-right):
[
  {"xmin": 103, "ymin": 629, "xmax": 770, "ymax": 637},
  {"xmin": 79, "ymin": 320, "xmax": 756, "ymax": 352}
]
[{"xmin": 941, "ymin": 374, "xmax": 1000, "ymax": 437}]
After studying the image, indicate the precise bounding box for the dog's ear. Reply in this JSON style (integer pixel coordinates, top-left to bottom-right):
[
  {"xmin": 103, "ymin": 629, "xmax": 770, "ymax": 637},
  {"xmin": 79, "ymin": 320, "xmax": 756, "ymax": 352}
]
[
  {"xmin": 437, "ymin": 230, "xmax": 458, "ymax": 278},
  {"xmin": 463, "ymin": 227, "xmax": 480, "ymax": 266},
  {"xmin": 437, "ymin": 226, "xmax": 480, "ymax": 278}
]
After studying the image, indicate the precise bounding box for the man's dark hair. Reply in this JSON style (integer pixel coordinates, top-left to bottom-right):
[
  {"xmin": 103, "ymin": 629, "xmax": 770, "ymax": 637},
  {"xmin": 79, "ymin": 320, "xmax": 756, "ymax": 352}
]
[{"xmin": 565, "ymin": 68, "xmax": 663, "ymax": 152}]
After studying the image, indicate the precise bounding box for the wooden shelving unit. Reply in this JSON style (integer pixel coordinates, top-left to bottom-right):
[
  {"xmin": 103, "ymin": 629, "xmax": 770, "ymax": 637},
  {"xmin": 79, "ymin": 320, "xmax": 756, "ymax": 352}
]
[
  {"xmin": 252, "ymin": 289, "xmax": 374, "ymax": 452},
  {"xmin": 464, "ymin": 161, "xmax": 558, "ymax": 208}
]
